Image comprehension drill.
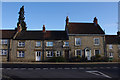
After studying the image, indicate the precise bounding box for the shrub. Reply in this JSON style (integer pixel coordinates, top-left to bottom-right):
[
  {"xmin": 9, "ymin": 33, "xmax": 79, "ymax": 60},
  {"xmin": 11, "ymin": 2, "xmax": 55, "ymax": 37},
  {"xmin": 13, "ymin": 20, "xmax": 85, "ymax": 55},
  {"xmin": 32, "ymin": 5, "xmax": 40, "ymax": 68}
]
[{"xmin": 47, "ymin": 57, "xmax": 66, "ymax": 62}]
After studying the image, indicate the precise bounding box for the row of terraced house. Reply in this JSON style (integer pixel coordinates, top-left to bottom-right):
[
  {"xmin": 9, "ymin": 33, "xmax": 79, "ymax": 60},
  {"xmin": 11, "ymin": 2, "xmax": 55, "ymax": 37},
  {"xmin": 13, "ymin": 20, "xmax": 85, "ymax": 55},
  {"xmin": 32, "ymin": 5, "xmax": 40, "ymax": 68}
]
[{"xmin": 0, "ymin": 6, "xmax": 120, "ymax": 62}]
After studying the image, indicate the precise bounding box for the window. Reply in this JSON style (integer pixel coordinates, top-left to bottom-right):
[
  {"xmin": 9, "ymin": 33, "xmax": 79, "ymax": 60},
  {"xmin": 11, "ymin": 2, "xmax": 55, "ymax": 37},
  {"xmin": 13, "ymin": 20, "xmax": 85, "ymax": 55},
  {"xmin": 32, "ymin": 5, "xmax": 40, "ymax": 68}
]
[
  {"xmin": 46, "ymin": 42, "xmax": 53, "ymax": 47},
  {"xmin": 94, "ymin": 38, "xmax": 100, "ymax": 45},
  {"xmin": 18, "ymin": 42, "xmax": 25, "ymax": 47},
  {"xmin": 1, "ymin": 39, "xmax": 8, "ymax": 44},
  {"xmin": 109, "ymin": 53, "xmax": 113, "ymax": 57},
  {"xmin": 17, "ymin": 51, "xmax": 24, "ymax": 57},
  {"xmin": 109, "ymin": 45, "xmax": 113, "ymax": 49},
  {"xmin": 63, "ymin": 42, "xmax": 69, "ymax": 47},
  {"xmin": 36, "ymin": 41, "xmax": 41, "ymax": 47},
  {"xmin": 75, "ymin": 50, "xmax": 82, "ymax": 57},
  {"xmin": 75, "ymin": 38, "xmax": 81, "ymax": 45},
  {"xmin": 56, "ymin": 51, "xmax": 61, "ymax": 57},
  {"xmin": 0, "ymin": 49, "xmax": 7, "ymax": 55},
  {"xmin": 94, "ymin": 50, "xmax": 100, "ymax": 55},
  {"xmin": 46, "ymin": 51, "xmax": 53, "ymax": 57},
  {"xmin": 118, "ymin": 45, "xmax": 120, "ymax": 49}
]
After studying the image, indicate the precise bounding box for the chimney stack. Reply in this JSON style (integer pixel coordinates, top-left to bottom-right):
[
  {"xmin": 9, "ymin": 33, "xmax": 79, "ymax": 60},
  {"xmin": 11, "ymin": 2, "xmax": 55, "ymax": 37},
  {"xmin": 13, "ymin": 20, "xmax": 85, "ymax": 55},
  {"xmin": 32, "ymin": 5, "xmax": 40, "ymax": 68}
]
[
  {"xmin": 93, "ymin": 17, "xmax": 98, "ymax": 26},
  {"xmin": 43, "ymin": 25, "xmax": 46, "ymax": 32},
  {"xmin": 66, "ymin": 16, "xmax": 69, "ymax": 26}
]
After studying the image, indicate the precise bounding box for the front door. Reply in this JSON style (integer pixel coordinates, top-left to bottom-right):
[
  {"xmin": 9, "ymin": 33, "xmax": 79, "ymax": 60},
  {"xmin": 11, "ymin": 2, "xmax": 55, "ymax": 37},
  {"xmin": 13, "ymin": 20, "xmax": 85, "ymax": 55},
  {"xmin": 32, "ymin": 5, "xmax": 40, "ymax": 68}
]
[
  {"xmin": 65, "ymin": 50, "xmax": 69, "ymax": 59},
  {"xmin": 86, "ymin": 51, "xmax": 90, "ymax": 60},
  {"xmin": 35, "ymin": 51, "xmax": 41, "ymax": 61},
  {"xmin": 85, "ymin": 48, "xmax": 91, "ymax": 60}
]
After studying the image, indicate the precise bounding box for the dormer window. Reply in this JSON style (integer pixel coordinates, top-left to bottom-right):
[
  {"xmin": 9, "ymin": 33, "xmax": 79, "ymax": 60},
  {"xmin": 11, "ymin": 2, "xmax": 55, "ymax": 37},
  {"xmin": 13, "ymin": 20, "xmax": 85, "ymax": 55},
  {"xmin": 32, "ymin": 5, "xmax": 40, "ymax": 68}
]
[
  {"xmin": 118, "ymin": 45, "xmax": 120, "ymax": 49},
  {"xmin": 18, "ymin": 42, "xmax": 25, "ymax": 47},
  {"xmin": 109, "ymin": 45, "xmax": 113, "ymax": 49}
]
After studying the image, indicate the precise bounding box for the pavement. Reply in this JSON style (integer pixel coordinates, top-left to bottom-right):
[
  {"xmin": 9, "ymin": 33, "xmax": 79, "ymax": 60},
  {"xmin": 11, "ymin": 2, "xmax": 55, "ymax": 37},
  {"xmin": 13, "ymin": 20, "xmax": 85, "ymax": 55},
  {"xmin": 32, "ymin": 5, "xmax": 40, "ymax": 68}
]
[{"xmin": 1, "ymin": 63, "xmax": 120, "ymax": 80}]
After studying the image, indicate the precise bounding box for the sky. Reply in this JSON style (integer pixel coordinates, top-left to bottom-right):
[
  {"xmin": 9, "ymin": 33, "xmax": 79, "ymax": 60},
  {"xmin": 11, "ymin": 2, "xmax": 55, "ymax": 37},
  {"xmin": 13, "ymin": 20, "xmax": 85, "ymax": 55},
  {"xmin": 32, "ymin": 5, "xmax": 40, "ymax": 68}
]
[{"xmin": 2, "ymin": 2, "xmax": 118, "ymax": 35}]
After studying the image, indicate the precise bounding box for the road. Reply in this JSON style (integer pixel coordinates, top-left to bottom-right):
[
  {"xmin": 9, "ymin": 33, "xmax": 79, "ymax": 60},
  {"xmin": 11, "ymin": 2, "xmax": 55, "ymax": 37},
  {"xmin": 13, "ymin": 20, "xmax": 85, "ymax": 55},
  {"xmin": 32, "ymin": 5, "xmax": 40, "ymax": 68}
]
[{"xmin": 1, "ymin": 63, "xmax": 120, "ymax": 80}]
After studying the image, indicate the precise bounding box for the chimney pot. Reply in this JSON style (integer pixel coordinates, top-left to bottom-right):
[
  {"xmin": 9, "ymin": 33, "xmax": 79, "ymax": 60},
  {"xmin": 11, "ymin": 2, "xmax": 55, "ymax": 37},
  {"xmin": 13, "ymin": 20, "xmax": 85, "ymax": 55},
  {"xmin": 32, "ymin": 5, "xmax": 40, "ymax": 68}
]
[
  {"xmin": 93, "ymin": 17, "xmax": 98, "ymax": 26},
  {"xmin": 43, "ymin": 25, "xmax": 46, "ymax": 32}
]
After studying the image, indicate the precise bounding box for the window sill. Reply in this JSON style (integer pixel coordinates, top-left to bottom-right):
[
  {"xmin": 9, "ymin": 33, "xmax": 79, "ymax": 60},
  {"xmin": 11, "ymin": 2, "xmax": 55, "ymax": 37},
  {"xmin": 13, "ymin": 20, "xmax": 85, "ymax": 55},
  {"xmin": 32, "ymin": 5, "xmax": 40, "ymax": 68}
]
[
  {"xmin": 17, "ymin": 46, "xmax": 25, "ymax": 48},
  {"xmin": 17, "ymin": 57, "xmax": 24, "ymax": 58},
  {"xmin": 35, "ymin": 46, "xmax": 41, "ymax": 48}
]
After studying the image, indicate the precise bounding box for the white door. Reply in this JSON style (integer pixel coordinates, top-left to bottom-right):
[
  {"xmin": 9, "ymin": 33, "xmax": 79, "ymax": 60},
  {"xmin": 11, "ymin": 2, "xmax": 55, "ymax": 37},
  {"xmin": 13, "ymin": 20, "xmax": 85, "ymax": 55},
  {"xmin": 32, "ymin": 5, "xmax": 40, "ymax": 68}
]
[
  {"xmin": 35, "ymin": 51, "xmax": 41, "ymax": 61},
  {"xmin": 86, "ymin": 51, "xmax": 91, "ymax": 60}
]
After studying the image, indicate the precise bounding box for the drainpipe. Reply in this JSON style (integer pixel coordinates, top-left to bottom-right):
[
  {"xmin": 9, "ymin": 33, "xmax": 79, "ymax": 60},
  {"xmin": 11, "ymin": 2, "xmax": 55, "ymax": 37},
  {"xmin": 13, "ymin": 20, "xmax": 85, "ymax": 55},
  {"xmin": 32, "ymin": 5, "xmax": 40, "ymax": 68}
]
[{"xmin": 7, "ymin": 39, "xmax": 10, "ymax": 62}]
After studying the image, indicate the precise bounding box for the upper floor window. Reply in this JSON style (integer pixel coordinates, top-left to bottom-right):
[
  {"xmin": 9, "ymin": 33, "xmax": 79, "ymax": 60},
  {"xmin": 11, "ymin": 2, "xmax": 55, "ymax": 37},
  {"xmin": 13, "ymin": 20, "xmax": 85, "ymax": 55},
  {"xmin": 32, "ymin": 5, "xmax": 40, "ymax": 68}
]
[
  {"xmin": 0, "ymin": 49, "xmax": 7, "ymax": 55},
  {"xmin": 18, "ymin": 42, "xmax": 25, "ymax": 47},
  {"xmin": 94, "ymin": 50, "xmax": 100, "ymax": 55},
  {"xmin": 56, "ymin": 51, "xmax": 61, "ymax": 57},
  {"xmin": 75, "ymin": 49, "xmax": 82, "ymax": 57},
  {"xmin": 1, "ymin": 39, "xmax": 8, "ymax": 45},
  {"xmin": 63, "ymin": 42, "xmax": 69, "ymax": 47},
  {"xmin": 36, "ymin": 41, "xmax": 41, "ymax": 47},
  {"xmin": 46, "ymin": 42, "xmax": 53, "ymax": 47},
  {"xmin": 17, "ymin": 51, "xmax": 25, "ymax": 57},
  {"xmin": 109, "ymin": 52, "xmax": 113, "ymax": 57},
  {"xmin": 109, "ymin": 45, "xmax": 113, "ymax": 49},
  {"xmin": 75, "ymin": 38, "xmax": 81, "ymax": 46},
  {"xmin": 46, "ymin": 51, "xmax": 53, "ymax": 57},
  {"xmin": 94, "ymin": 38, "xmax": 100, "ymax": 45}
]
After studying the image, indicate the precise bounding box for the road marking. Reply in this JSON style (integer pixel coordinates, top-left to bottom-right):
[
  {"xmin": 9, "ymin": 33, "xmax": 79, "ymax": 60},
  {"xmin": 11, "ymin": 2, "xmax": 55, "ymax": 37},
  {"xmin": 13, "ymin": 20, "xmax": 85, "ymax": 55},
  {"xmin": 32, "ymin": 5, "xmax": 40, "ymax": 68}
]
[
  {"xmin": 43, "ymin": 68, "xmax": 48, "ymax": 70},
  {"xmin": 64, "ymin": 68, "xmax": 70, "ymax": 69},
  {"xmin": 13, "ymin": 68, "xmax": 19, "ymax": 70},
  {"xmin": 50, "ymin": 68, "xmax": 55, "ymax": 70},
  {"xmin": 106, "ymin": 67, "xmax": 111, "ymax": 69},
  {"xmin": 86, "ymin": 67, "xmax": 91, "ymax": 69},
  {"xmin": 6, "ymin": 68, "xmax": 11, "ymax": 70},
  {"xmin": 72, "ymin": 68, "xmax": 77, "ymax": 69},
  {"xmin": 113, "ymin": 67, "xmax": 118, "ymax": 69},
  {"xmin": 28, "ymin": 68, "xmax": 33, "ymax": 70},
  {"xmin": 58, "ymin": 68, "xmax": 62, "ymax": 69},
  {"xmin": 35, "ymin": 68, "xmax": 41, "ymax": 70},
  {"xmin": 20, "ymin": 68, "xmax": 26, "ymax": 70},
  {"xmin": 79, "ymin": 67, "xmax": 84, "ymax": 69},
  {"xmin": 93, "ymin": 67, "xmax": 97, "ymax": 69},
  {"xmin": 86, "ymin": 71, "xmax": 112, "ymax": 78}
]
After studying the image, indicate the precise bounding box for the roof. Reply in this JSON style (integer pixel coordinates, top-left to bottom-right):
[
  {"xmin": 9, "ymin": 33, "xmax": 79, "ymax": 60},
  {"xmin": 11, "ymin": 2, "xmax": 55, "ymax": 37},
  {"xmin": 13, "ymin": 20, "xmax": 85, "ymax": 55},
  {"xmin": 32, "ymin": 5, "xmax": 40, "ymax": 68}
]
[
  {"xmin": 105, "ymin": 35, "xmax": 119, "ymax": 44},
  {"xmin": 14, "ymin": 30, "xmax": 69, "ymax": 40},
  {"xmin": 0, "ymin": 30, "xmax": 16, "ymax": 39},
  {"xmin": 67, "ymin": 23, "xmax": 105, "ymax": 34}
]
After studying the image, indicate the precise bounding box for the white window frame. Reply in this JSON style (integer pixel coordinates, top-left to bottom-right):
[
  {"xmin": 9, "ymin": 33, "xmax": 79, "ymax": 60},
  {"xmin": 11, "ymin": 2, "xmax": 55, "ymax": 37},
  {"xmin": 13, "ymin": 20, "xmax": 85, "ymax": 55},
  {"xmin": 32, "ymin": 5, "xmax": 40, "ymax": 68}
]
[
  {"xmin": 75, "ymin": 38, "xmax": 81, "ymax": 46},
  {"xmin": 109, "ymin": 52, "xmax": 113, "ymax": 57},
  {"xmin": 46, "ymin": 51, "xmax": 53, "ymax": 57},
  {"xmin": 75, "ymin": 49, "xmax": 82, "ymax": 57},
  {"xmin": 109, "ymin": 45, "xmax": 113, "ymax": 49},
  {"xmin": 94, "ymin": 38, "xmax": 100, "ymax": 45},
  {"xmin": 17, "ymin": 51, "xmax": 25, "ymax": 57},
  {"xmin": 1, "ymin": 39, "xmax": 8, "ymax": 45},
  {"xmin": 46, "ymin": 42, "xmax": 53, "ymax": 47},
  {"xmin": 36, "ymin": 41, "xmax": 41, "ymax": 47},
  {"xmin": 0, "ymin": 49, "xmax": 7, "ymax": 55},
  {"xmin": 63, "ymin": 42, "xmax": 69, "ymax": 47},
  {"xmin": 94, "ymin": 50, "xmax": 100, "ymax": 56},
  {"xmin": 56, "ymin": 51, "xmax": 61, "ymax": 57},
  {"xmin": 18, "ymin": 42, "xmax": 25, "ymax": 47},
  {"xmin": 118, "ymin": 45, "xmax": 120, "ymax": 49}
]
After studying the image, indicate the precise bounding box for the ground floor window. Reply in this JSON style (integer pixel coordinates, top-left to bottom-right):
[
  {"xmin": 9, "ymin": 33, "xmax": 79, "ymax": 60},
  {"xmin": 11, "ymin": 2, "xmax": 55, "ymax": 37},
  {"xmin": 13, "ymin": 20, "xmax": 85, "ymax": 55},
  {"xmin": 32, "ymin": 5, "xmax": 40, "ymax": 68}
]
[
  {"xmin": 56, "ymin": 51, "xmax": 61, "ymax": 57},
  {"xmin": 109, "ymin": 52, "xmax": 113, "ymax": 57},
  {"xmin": 46, "ymin": 51, "xmax": 53, "ymax": 57},
  {"xmin": 75, "ymin": 49, "xmax": 82, "ymax": 57},
  {"xmin": 17, "ymin": 51, "xmax": 25, "ymax": 57},
  {"xmin": 0, "ymin": 49, "xmax": 7, "ymax": 55},
  {"xmin": 94, "ymin": 50, "xmax": 100, "ymax": 55}
]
